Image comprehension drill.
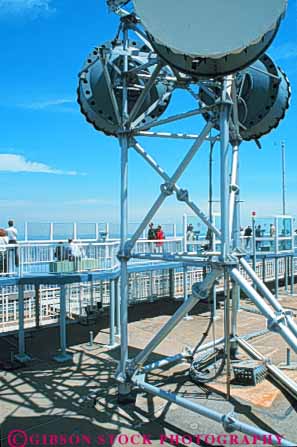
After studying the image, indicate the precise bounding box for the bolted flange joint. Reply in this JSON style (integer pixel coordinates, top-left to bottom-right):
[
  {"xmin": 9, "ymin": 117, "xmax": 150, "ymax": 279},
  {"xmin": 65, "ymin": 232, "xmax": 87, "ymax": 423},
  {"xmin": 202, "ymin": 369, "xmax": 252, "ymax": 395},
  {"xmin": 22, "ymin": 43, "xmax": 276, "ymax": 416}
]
[
  {"xmin": 161, "ymin": 182, "xmax": 174, "ymax": 196},
  {"xmin": 214, "ymin": 98, "xmax": 233, "ymax": 108},
  {"xmin": 268, "ymin": 310, "xmax": 293, "ymax": 332},
  {"xmin": 117, "ymin": 245, "xmax": 132, "ymax": 262},
  {"xmin": 116, "ymin": 130, "xmax": 133, "ymax": 141},
  {"xmin": 267, "ymin": 311, "xmax": 287, "ymax": 332},
  {"xmin": 229, "ymin": 183, "xmax": 239, "ymax": 193},
  {"xmin": 222, "ymin": 412, "xmax": 237, "ymax": 433},
  {"xmin": 176, "ymin": 188, "xmax": 189, "ymax": 202},
  {"xmin": 230, "ymin": 135, "xmax": 242, "ymax": 147}
]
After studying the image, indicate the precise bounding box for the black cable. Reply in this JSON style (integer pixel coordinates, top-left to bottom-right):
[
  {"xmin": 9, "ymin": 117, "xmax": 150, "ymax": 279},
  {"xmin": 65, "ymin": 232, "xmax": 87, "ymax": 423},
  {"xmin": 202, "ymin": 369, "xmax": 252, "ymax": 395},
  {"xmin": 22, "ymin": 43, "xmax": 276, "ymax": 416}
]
[
  {"xmin": 189, "ymin": 348, "xmax": 226, "ymax": 384},
  {"xmin": 192, "ymin": 316, "xmax": 214, "ymax": 357},
  {"xmin": 188, "ymin": 286, "xmax": 226, "ymax": 384}
]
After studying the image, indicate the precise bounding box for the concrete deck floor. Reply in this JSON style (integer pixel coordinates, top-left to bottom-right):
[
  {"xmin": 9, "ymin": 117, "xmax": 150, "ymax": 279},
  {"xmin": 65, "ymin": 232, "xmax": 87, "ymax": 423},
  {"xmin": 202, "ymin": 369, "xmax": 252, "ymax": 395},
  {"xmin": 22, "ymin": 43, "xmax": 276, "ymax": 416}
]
[{"xmin": 1, "ymin": 290, "xmax": 297, "ymax": 447}]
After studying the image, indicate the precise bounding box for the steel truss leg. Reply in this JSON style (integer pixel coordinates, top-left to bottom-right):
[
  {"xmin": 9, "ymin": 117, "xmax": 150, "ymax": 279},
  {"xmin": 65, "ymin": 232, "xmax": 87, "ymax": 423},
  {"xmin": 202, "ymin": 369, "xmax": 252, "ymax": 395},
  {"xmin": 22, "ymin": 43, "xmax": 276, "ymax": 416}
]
[
  {"xmin": 230, "ymin": 268, "xmax": 297, "ymax": 354},
  {"xmin": 220, "ymin": 77, "xmax": 232, "ymax": 260},
  {"xmin": 118, "ymin": 135, "xmax": 131, "ymax": 398},
  {"xmin": 240, "ymin": 257, "xmax": 297, "ymax": 339},
  {"xmin": 130, "ymin": 268, "xmax": 221, "ymax": 369},
  {"xmin": 115, "ymin": 277, "xmax": 121, "ymax": 337},
  {"xmin": 108, "ymin": 279, "xmax": 118, "ymax": 348},
  {"xmin": 132, "ymin": 377, "xmax": 295, "ymax": 446}
]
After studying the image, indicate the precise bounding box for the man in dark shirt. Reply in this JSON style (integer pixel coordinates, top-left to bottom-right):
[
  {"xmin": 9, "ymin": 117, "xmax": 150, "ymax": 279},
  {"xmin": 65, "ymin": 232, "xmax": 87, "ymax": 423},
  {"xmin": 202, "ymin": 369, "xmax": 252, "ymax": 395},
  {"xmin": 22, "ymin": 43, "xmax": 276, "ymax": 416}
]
[
  {"xmin": 244, "ymin": 225, "xmax": 252, "ymax": 249},
  {"xmin": 148, "ymin": 223, "xmax": 156, "ymax": 240}
]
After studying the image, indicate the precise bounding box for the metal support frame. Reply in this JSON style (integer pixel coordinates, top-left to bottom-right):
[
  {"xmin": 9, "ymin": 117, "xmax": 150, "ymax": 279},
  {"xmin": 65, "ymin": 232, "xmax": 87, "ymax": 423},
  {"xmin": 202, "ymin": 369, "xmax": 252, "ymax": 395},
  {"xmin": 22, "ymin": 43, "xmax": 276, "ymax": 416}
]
[
  {"xmin": 290, "ymin": 256, "xmax": 294, "ymax": 295},
  {"xmin": 53, "ymin": 284, "xmax": 73, "ymax": 363},
  {"xmin": 231, "ymin": 267, "xmax": 297, "ymax": 354},
  {"xmin": 275, "ymin": 256, "xmax": 279, "ymax": 300},
  {"xmin": 100, "ymin": 12, "xmax": 297, "ymax": 439},
  {"xmin": 130, "ymin": 267, "xmax": 221, "ymax": 370},
  {"xmin": 117, "ymin": 22, "xmax": 132, "ymax": 397},
  {"xmin": 240, "ymin": 257, "xmax": 297, "ymax": 340},
  {"xmin": 15, "ymin": 285, "xmax": 32, "ymax": 363},
  {"xmin": 115, "ymin": 277, "xmax": 121, "ymax": 337},
  {"xmin": 108, "ymin": 279, "xmax": 118, "ymax": 348},
  {"xmin": 183, "ymin": 265, "xmax": 192, "ymax": 321},
  {"xmin": 132, "ymin": 376, "xmax": 295, "ymax": 446}
]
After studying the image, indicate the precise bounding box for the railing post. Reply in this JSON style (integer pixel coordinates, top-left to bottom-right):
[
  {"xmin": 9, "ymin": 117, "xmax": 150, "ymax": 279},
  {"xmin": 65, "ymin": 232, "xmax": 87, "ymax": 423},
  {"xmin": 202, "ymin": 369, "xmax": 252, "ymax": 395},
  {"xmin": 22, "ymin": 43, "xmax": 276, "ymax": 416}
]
[
  {"xmin": 291, "ymin": 256, "xmax": 294, "ymax": 296},
  {"xmin": 50, "ymin": 222, "xmax": 54, "ymax": 241},
  {"xmin": 169, "ymin": 268, "xmax": 175, "ymax": 299},
  {"xmin": 24, "ymin": 222, "xmax": 28, "ymax": 242},
  {"xmin": 90, "ymin": 279, "xmax": 94, "ymax": 310},
  {"xmin": 285, "ymin": 256, "xmax": 289, "ymax": 292},
  {"xmin": 35, "ymin": 284, "xmax": 40, "ymax": 329},
  {"xmin": 53, "ymin": 284, "xmax": 72, "ymax": 362},
  {"xmin": 173, "ymin": 223, "xmax": 177, "ymax": 238},
  {"xmin": 19, "ymin": 244, "xmax": 23, "ymax": 277},
  {"xmin": 108, "ymin": 279, "xmax": 117, "ymax": 348},
  {"xmin": 183, "ymin": 214, "xmax": 187, "ymax": 252},
  {"xmin": 275, "ymin": 257, "xmax": 279, "ymax": 300},
  {"xmin": 183, "ymin": 265, "xmax": 192, "ymax": 320},
  {"xmin": 115, "ymin": 277, "xmax": 121, "ymax": 337},
  {"xmin": 262, "ymin": 257, "xmax": 266, "ymax": 283},
  {"xmin": 15, "ymin": 284, "xmax": 31, "ymax": 363}
]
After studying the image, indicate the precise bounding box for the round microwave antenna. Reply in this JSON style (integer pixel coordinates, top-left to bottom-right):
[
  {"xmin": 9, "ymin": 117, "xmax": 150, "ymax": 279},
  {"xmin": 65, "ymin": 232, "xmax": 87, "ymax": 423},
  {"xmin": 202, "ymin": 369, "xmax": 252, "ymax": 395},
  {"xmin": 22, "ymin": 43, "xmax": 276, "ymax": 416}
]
[
  {"xmin": 107, "ymin": 0, "xmax": 130, "ymax": 11},
  {"xmin": 77, "ymin": 40, "xmax": 173, "ymax": 136},
  {"xmin": 199, "ymin": 54, "xmax": 291, "ymax": 141},
  {"xmin": 133, "ymin": 0, "xmax": 287, "ymax": 77}
]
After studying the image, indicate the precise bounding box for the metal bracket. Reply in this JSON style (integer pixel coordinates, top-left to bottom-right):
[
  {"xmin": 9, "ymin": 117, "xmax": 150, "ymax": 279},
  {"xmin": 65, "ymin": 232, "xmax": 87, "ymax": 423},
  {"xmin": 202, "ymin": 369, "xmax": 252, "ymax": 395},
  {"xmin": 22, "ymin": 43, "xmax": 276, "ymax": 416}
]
[
  {"xmin": 117, "ymin": 247, "xmax": 132, "ymax": 261},
  {"xmin": 176, "ymin": 188, "xmax": 189, "ymax": 202},
  {"xmin": 229, "ymin": 183, "xmax": 239, "ymax": 193},
  {"xmin": 267, "ymin": 311, "xmax": 289, "ymax": 332},
  {"xmin": 222, "ymin": 412, "xmax": 237, "ymax": 433},
  {"xmin": 160, "ymin": 182, "xmax": 174, "ymax": 196}
]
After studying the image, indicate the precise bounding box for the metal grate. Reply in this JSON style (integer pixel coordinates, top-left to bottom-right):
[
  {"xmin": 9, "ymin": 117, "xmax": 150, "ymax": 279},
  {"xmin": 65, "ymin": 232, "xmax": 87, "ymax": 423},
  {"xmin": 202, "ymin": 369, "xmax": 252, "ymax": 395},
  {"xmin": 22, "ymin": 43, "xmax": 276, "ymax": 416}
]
[{"xmin": 233, "ymin": 360, "xmax": 267, "ymax": 386}]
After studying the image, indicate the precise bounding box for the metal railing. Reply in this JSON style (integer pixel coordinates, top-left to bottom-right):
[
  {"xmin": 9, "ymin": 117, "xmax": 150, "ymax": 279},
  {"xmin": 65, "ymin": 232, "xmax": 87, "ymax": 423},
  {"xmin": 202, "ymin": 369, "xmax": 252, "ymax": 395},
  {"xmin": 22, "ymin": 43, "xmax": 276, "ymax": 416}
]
[
  {"xmin": 0, "ymin": 238, "xmax": 185, "ymax": 277},
  {"xmin": 1, "ymin": 256, "xmax": 296, "ymax": 334}
]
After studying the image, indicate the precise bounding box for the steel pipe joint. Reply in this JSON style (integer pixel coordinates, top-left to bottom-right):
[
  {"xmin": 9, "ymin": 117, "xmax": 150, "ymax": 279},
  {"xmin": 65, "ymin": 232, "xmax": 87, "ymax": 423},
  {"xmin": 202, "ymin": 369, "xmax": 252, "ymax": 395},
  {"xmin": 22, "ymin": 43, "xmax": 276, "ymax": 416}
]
[{"xmin": 160, "ymin": 182, "xmax": 174, "ymax": 196}]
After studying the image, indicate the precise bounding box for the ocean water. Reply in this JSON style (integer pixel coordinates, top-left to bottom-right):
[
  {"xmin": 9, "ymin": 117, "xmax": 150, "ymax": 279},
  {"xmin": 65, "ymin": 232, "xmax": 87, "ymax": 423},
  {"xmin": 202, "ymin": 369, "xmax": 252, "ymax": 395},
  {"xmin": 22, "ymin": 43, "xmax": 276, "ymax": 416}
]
[{"xmin": 13, "ymin": 222, "xmax": 184, "ymax": 241}]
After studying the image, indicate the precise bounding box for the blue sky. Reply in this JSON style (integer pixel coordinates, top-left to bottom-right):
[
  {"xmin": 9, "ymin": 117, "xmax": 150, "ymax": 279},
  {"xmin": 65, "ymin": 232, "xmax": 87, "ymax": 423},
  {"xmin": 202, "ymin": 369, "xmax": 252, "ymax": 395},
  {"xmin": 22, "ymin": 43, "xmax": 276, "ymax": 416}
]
[{"xmin": 0, "ymin": 0, "xmax": 296, "ymax": 230}]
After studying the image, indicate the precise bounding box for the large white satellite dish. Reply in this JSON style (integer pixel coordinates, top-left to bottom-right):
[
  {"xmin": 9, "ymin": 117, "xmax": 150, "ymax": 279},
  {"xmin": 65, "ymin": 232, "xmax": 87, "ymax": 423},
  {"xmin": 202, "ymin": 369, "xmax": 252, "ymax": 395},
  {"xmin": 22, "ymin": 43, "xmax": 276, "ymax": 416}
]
[{"xmin": 133, "ymin": 0, "xmax": 287, "ymax": 77}]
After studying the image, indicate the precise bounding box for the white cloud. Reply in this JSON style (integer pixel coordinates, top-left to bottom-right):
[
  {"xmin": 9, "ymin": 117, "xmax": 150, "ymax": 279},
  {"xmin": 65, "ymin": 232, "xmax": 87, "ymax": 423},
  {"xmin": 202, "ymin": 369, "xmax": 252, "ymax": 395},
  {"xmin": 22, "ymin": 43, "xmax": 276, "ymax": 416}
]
[
  {"xmin": 0, "ymin": 0, "xmax": 54, "ymax": 17},
  {"xmin": 0, "ymin": 154, "xmax": 78, "ymax": 175},
  {"xmin": 21, "ymin": 98, "xmax": 77, "ymax": 111}
]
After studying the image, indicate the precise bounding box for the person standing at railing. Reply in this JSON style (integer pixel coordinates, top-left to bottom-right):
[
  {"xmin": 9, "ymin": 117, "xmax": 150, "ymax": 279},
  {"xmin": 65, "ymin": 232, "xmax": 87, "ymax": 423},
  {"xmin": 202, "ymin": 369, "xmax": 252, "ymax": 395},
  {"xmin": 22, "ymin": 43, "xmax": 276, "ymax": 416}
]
[
  {"xmin": 244, "ymin": 225, "xmax": 252, "ymax": 249},
  {"xmin": 147, "ymin": 222, "xmax": 156, "ymax": 253},
  {"xmin": 186, "ymin": 224, "xmax": 195, "ymax": 252},
  {"xmin": 68, "ymin": 239, "xmax": 85, "ymax": 270},
  {"xmin": 5, "ymin": 220, "xmax": 19, "ymax": 273},
  {"xmin": 255, "ymin": 225, "xmax": 262, "ymax": 250},
  {"xmin": 54, "ymin": 242, "xmax": 68, "ymax": 261},
  {"xmin": 155, "ymin": 225, "xmax": 165, "ymax": 253},
  {"xmin": 0, "ymin": 228, "xmax": 8, "ymax": 274},
  {"xmin": 270, "ymin": 223, "xmax": 276, "ymax": 250}
]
